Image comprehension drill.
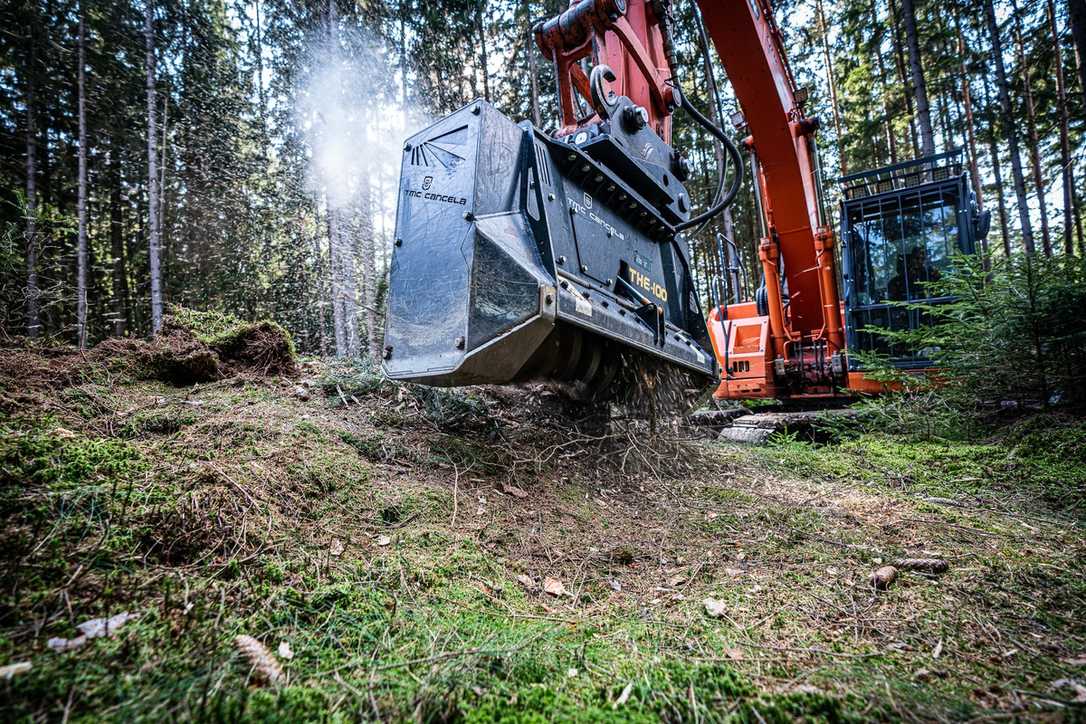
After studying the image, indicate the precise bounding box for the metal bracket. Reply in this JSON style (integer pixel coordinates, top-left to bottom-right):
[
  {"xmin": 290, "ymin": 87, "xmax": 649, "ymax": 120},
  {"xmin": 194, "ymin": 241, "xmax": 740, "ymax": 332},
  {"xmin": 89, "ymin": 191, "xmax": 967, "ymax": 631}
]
[{"xmin": 616, "ymin": 275, "xmax": 665, "ymax": 345}]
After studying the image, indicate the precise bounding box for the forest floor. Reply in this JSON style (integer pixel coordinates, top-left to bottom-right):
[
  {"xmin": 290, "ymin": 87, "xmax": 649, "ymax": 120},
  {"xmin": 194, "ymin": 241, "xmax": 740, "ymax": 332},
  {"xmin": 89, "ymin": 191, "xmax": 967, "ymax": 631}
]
[{"xmin": 1, "ymin": 327, "xmax": 1085, "ymax": 722}]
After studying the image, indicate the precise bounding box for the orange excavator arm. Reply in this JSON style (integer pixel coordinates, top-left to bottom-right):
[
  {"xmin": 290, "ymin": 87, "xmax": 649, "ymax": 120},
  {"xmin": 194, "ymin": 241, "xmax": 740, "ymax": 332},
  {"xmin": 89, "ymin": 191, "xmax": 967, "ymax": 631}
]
[
  {"xmin": 701, "ymin": 0, "xmax": 843, "ymax": 341},
  {"xmin": 699, "ymin": 0, "xmax": 845, "ymax": 398}
]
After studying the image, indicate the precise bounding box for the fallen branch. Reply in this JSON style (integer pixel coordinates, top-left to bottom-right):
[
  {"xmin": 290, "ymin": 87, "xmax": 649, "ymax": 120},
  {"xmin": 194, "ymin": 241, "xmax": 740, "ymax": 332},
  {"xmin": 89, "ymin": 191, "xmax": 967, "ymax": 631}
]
[{"xmin": 892, "ymin": 558, "xmax": 948, "ymax": 575}]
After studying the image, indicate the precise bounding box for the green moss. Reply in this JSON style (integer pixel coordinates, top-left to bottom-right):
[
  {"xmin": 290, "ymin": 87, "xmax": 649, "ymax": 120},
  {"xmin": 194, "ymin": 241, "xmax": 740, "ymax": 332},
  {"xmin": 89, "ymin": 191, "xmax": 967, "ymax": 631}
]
[
  {"xmin": 738, "ymin": 691, "xmax": 863, "ymax": 723},
  {"xmin": 166, "ymin": 306, "xmax": 249, "ymax": 346},
  {"xmin": 263, "ymin": 560, "xmax": 286, "ymax": 583},
  {"xmin": 213, "ymin": 319, "xmax": 297, "ymax": 362},
  {"xmin": 0, "ymin": 421, "xmax": 144, "ymax": 492},
  {"xmin": 294, "ymin": 420, "xmax": 323, "ymax": 438},
  {"xmin": 461, "ymin": 660, "xmax": 857, "ymax": 723},
  {"xmin": 464, "ymin": 685, "xmax": 648, "ymax": 723},
  {"xmin": 748, "ymin": 426, "xmax": 1086, "ymax": 513},
  {"xmin": 210, "ymin": 687, "xmax": 349, "ymax": 724},
  {"xmin": 121, "ymin": 408, "xmax": 198, "ymax": 437}
]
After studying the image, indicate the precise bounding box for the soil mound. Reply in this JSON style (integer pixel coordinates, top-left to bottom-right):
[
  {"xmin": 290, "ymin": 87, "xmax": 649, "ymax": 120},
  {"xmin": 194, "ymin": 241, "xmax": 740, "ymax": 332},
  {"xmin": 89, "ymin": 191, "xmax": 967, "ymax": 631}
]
[
  {"xmin": 141, "ymin": 322, "xmax": 222, "ymax": 384},
  {"xmin": 0, "ymin": 309, "xmax": 296, "ymax": 406},
  {"xmin": 209, "ymin": 319, "xmax": 296, "ymax": 376}
]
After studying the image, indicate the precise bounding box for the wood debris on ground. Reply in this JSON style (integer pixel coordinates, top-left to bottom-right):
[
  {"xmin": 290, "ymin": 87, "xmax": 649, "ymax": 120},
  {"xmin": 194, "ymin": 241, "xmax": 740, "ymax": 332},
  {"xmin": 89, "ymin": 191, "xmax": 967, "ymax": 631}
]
[{"xmin": 235, "ymin": 635, "xmax": 284, "ymax": 686}]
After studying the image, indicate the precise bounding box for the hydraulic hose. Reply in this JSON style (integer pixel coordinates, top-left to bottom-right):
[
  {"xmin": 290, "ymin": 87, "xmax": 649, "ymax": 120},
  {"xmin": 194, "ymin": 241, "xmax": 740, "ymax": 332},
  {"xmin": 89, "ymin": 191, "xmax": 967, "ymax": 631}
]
[
  {"xmin": 685, "ymin": 4, "xmax": 729, "ymax": 242},
  {"xmin": 674, "ymin": 94, "xmax": 744, "ymax": 232},
  {"xmin": 719, "ymin": 231, "xmax": 750, "ymax": 302}
]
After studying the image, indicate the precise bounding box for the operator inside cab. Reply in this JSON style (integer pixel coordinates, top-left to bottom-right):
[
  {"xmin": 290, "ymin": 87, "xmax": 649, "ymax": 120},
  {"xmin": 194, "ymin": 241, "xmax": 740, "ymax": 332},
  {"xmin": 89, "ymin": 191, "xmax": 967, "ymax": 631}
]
[
  {"xmin": 888, "ymin": 244, "xmax": 941, "ymax": 302},
  {"xmin": 849, "ymin": 204, "xmax": 955, "ymax": 306}
]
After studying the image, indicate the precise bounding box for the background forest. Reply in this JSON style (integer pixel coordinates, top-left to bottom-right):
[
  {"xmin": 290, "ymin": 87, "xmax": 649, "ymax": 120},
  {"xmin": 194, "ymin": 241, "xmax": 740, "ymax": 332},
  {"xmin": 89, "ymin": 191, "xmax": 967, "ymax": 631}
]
[{"xmin": 0, "ymin": 0, "xmax": 1083, "ymax": 358}]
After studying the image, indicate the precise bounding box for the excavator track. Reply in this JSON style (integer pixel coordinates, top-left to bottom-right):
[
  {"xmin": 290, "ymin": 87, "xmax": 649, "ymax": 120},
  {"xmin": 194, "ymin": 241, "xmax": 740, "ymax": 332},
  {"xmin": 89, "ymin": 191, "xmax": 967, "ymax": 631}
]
[{"xmin": 688, "ymin": 405, "xmax": 857, "ymax": 444}]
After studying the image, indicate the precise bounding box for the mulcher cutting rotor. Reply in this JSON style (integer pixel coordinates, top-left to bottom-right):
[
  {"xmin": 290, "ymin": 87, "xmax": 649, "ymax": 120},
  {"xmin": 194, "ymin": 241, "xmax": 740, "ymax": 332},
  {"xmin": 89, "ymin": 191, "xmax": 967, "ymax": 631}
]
[{"xmin": 383, "ymin": 0, "xmax": 743, "ymax": 400}]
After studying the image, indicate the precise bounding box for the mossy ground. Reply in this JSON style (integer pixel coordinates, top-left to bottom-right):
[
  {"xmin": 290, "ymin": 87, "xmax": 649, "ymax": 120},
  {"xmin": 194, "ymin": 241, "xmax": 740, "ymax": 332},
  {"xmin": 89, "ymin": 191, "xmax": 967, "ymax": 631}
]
[{"xmin": 0, "ymin": 350, "xmax": 1083, "ymax": 721}]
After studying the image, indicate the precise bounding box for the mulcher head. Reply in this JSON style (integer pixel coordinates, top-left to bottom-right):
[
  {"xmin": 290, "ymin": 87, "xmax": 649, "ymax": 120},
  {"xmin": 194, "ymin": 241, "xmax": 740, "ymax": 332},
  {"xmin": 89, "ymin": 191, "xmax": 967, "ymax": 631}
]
[{"xmin": 383, "ymin": 99, "xmax": 716, "ymax": 403}]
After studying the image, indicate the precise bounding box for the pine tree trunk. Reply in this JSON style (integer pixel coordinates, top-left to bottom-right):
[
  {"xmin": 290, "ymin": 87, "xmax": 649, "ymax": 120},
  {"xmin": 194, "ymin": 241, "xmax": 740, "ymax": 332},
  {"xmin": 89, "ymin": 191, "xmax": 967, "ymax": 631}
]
[
  {"xmin": 109, "ymin": 137, "xmax": 128, "ymax": 337},
  {"xmin": 1012, "ymin": 3, "xmax": 1052, "ymax": 256},
  {"xmin": 985, "ymin": 0, "xmax": 1035, "ymax": 253},
  {"xmin": 869, "ymin": 1, "xmax": 898, "ymax": 165},
  {"xmin": 722, "ymin": 207, "xmax": 740, "ymax": 302},
  {"xmin": 25, "ymin": 26, "xmax": 40, "ymax": 339},
  {"xmin": 254, "ymin": 0, "xmax": 267, "ymax": 146},
  {"xmin": 327, "ymin": 205, "xmax": 346, "ymax": 357},
  {"xmin": 311, "ymin": 231, "xmax": 328, "ymax": 357},
  {"xmin": 888, "ymin": 0, "xmax": 920, "ymax": 157},
  {"xmin": 982, "ymin": 75, "xmax": 1012, "ymax": 257},
  {"xmin": 325, "ymin": 1, "xmax": 345, "ymax": 358},
  {"xmin": 399, "ymin": 8, "xmax": 408, "ymax": 126},
  {"xmin": 744, "ymin": 184, "xmax": 758, "ymax": 287},
  {"xmin": 699, "ymin": 14, "xmax": 725, "ymax": 186},
  {"xmin": 340, "ymin": 215, "xmax": 359, "ymax": 358},
  {"xmin": 525, "ymin": 0, "xmax": 541, "ymax": 127},
  {"xmin": 326, "ymin": 0, "xmax": 358, "ymax": 358},
  {"xmin": 936, "ymin": 69, "xmax": 953, "ymax": 152},
  {"xmin": 935, "ymin": 28, "xmax": 961, "ymax": 153},
  {"xmin": 955, "ymin": 18, "xmax": 987, "ymax": 264},
  {"xmin": 360, "ymin": 177, "xmax": 379, "ymax": 360},
  {"xmin": 816, "ymin": 0, "xmax": 847, "ymax": 175},
  {"xmin": 158, "ymin": 87, "xmax": 168, "ymax": 264},
  {"xmin": 477, "ymin": 0, "xmax": 491, "ymax": 101},
  {"xmin": 1050, "ymin": 0, "xmax": 1077, "ymax": 255},
  {"xmin": 1070, "ymin": 0, "xmax": 1086, "ymax": 109},
  {"xmin": 145, "ymin": 2, "xmax": 163, "ymax": 332},
  {"xmin": 900, "ymin": 0, "xmax": 935, "ymax": 157},
  {"xmin": 77, "ymin": 7, "xmax": 88, "ymax": 348},
  {"xmin": 955, "ymin": 17, "xmax": 984, "ymax": 210}
]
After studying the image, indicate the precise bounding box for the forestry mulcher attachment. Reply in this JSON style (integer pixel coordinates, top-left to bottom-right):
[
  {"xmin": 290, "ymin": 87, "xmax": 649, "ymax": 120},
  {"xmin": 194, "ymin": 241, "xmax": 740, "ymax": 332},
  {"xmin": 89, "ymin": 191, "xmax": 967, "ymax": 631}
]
[
  {"xmin": 383, "ymin": 0, "xmax": 987, "ymax": 405},
  {"xmin": 384, "ymin": 0, "xmax": 740, "ymax": 402},
  {"xmin": 382, "ymin": 96, "xmax": 721, "ymax": 399}
]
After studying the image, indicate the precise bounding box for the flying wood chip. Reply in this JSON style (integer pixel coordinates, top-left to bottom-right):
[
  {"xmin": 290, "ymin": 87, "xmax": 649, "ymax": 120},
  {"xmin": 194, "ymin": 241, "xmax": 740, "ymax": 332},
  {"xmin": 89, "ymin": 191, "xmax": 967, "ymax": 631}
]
[{"xmin": 703, "ymin": 597, "xmax": 728, "ymax": 618}]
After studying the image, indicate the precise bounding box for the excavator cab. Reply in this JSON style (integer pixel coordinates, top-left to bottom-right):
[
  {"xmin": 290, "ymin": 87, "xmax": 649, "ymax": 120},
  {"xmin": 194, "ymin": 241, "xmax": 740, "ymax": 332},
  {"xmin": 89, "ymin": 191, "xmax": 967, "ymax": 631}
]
[{"xmin": 839, "ymin": 150, "xmax": 989, "ymax": 368}]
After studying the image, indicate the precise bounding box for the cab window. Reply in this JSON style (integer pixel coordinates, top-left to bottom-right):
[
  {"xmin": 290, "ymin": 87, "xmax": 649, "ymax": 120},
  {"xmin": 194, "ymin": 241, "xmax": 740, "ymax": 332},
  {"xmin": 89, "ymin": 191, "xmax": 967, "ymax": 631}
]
[{"xmin": 849, "ymin": 194, "xmax": 956, "ymax": 305}]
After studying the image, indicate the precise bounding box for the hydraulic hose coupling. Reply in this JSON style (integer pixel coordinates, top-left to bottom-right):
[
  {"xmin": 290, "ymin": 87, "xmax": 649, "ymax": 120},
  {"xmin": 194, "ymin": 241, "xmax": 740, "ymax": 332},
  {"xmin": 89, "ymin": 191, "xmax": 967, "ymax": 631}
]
[
  {"xmin": 790, "ymin": 117, "xmax": 820, "ymax": 138},
  {"xmin": 535, "ymin": 0, "xmax": 628, "ymax": 54},
  {"xmin": 665, "ymin": 79, "xmax": 683, "ymax": 114},
  {"xmin": 814, "ymin": 227, "xmax": 834, "ymax": 251}
]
